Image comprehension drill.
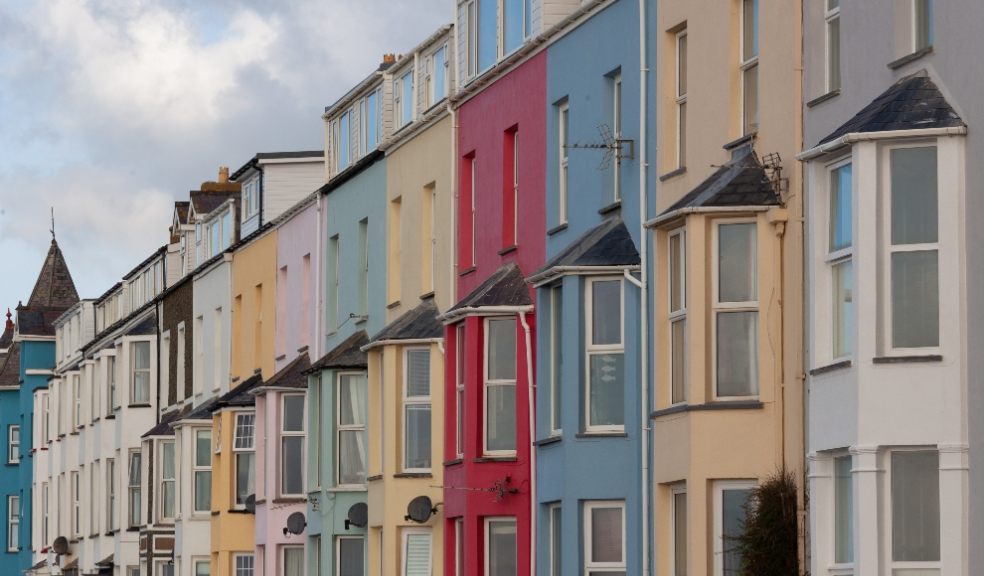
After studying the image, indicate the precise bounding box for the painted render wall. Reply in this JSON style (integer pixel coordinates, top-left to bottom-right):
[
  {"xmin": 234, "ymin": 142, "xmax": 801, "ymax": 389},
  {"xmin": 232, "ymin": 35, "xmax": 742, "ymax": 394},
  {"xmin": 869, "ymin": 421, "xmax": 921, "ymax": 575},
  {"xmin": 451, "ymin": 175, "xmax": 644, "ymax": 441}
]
[
  {"xmin": 231, "ymin": 230, "xmax": 279, "ymax": 383},
  {"xmin": 193, "ymin": 259, "xmax": 233, "ymax": 398},
  {"xmin": 275, "ymin": 199, "xmax": 319, "ymax": 372}
]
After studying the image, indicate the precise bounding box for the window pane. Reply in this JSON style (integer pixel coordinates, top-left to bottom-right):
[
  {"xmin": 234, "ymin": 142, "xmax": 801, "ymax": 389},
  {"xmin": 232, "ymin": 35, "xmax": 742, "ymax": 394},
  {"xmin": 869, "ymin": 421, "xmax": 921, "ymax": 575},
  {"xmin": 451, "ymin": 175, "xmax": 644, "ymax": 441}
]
[
  {"xmin": 339, "ymin": 374, "xmax": 368, "ymax": 426},
  {"xmin": 282, "ymin": 436, "xmax": 303, "ymax": 494},
  {"xmin": 163, "ymin": 443, "xmax": 175, "ymax": 477},
  {"xmin": 405, "ymin": 533, "xmax": 431, "ymax": 576},
  {"xmin": 407, "ymin": 350, "xmax": 431, "ymax": 397},
  {"xmin": 284, "ymin": 547, "xmax": 304, "ymax": 576},
  {"xmin": 742, "ymin": 0, "xmax": 758, "ymax": 59},
  {"xmin": 504, "ymin": 0, "xmax": 523, "ymax": 54},
  {"xmin": 591, "ymin": 280, "xmax": 622, "ymax": 345},
  {"xmin": 589, "ymin": 353, "xmax": 624, "ymax": 427},
  {"xmin": 486, "ymin": 384, "xmax": 516, "ymax": 452},
  {"xmin": 401, "ymin": 71, "xmax": 414, "ymax": 126},
  {"xmin": 828, "ymin": 15, "xmax": 841, "ymax": 91},
  {"xmin": 833, "ymin": 260, "xmax": 855, "ymax": 357},
  {"xmin": 670, "ymin": 233, "xmax": 684, "ymax": 312},
  {"xmin": 915, "ymin": 0, "xmax": 933, "ymax": 50},
  {"xmin": 590, "ymin": 506, "xmax": 623, "ymax": 563},
  {"xmin": 339, "ymin": 538, "xmax": 365, "ymax": 576},
  {"xmin": 671, "ymin": 320, "xmax": 686, "ymax": 404},
  {"xmin": 487, "ymin": 319, "xmax": 517, "ymax": 381},
  {"xmin": 488, "ymin": 520, "xmax": 517, "ymax": 576},
  {"xmin": 674, "ymin": 493, "xmax": 687, "ymax": 576},
  {"xmin": 434, "ymin": 48, "xmax": 446, "ymax": 101},
  {"xmin": 235, "ymin": 414, "xmax": 255, "ymax": 449},
  {"xmin": 829, "ymin": 163, "xmax": 852, "ymax": 251},
  {"xmin": 835, "ymin": 456, "xmax": 853, "ymax": 564},
  {"xmin": 405, "ymin": 405, "xmax": 432, "ymax": 469},
  {"xmin": 236, "ymin": 452, "xmax": 255, "ymax": 504},
  {"xmin": 283, "ymin": 396, "xmax": 304, "ymax": 432},
  {"xmin": 195, "ymin": 470, "xmax": 211, "ymax": 511},
  {"xmin": 195, "ymin": 561, "xmax": 210, "ymax": 576},
  {"xmin": 478, "ymin": 0, "xmax": 497, "ymax": 71},
  {"xmin": 722, "ymin": 489, "xmax": 752, "ymax": 576},
  {"xmin": 678, "ymin": 101, "xmax": 687, "ymax": 167},
  {"xmin": 718, "ymin": 223, "xmax": 757, "ymax": 302},
  {"xmin": 340, "ymin": 112, "xmax": 350, "ymax": 169},
  {"xmin": 716, "ymin": 312, "xmax": 758, "ymax": 397},
  {"xmin": 367, "ymin": 92, "xmax": 378, "ymax": 150},
  {"xmin": 891, "ymin": 147, "xmax": 938, "ymax": 245},
  {"xmin": 551, "ymin": 287, "xmax": 563, "ymax": 432},
  {"xmin": 196, "ymin": 430, "xmax": 212, "ymax": 467},
  {"xmin": 891, "ymin": 250, "xmax": 939, "ymax": 348},
  {"xmin": 338, "ymin": 430, "xmax": 367, "ymax": 485},
  {"xmin": 550, "ymin": 506, "xmax": 562, "ymax": 576},
  {"xmin": 677, "ymin": 34, "xmax": 687, "ymax": 96},
  {"xmin": 742, "ymin": 64, "xmax": 758, "ymax": 135},
  {"xmin": 892, "ymin": 451, "xmax": 940, "ymax": 562}
]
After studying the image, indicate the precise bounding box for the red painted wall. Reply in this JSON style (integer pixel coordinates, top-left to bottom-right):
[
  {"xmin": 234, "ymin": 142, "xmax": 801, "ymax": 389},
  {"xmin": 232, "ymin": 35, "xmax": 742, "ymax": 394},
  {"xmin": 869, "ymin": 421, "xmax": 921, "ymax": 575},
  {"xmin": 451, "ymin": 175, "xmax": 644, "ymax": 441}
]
[{"xmin": 445, "ymin": 52, "xmax": 547, "ymax": 576}]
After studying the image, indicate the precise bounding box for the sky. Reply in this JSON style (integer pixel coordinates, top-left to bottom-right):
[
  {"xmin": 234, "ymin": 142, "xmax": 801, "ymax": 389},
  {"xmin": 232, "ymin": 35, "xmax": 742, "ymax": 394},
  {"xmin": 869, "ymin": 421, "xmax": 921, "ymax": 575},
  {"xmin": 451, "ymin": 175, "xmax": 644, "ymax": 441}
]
[{"xmin": 0, "ymin": 0, "xmax": 449, "ymax": 313}]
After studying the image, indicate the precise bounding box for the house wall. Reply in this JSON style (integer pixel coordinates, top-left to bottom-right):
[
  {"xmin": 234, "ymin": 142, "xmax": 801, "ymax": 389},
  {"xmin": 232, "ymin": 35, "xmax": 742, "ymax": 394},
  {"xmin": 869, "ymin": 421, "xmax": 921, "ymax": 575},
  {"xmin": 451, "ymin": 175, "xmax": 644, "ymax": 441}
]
[
  {"xmin": 193, "ymin": 260, "xmax": 232, "ymax": 398},
  {"xmin": 231, "ymin": 231, "xmax": 279, "ymax": 382},
  {"xmin": 174, "ymin": 420, "xmax": 213, "ymax": 576},
  {"xmin": 275, "ymin": 201, "xmax": 318, "ymax": 372},
  {"xmin": 263, "ymin": 161, "xmax": 325, "ymax": 224},
  {"xmin": 161, "ymin": 280, "xmax": 194, "ymax": 407},
  {"xmin": 211, "ymin": 407, "xmax": 256, "ymax": 576}
]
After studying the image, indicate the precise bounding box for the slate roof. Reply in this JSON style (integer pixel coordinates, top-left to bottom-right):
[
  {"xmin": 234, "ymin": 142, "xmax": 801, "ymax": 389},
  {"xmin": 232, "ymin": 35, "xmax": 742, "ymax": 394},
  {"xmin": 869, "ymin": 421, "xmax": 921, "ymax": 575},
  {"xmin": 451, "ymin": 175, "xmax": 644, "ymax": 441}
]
[
  {"xmin": 446, "ymin": 262, "xmax": 532, "ymax": 316},
  {"xmin": 141, "ymin": 405, "xmax": 191, "ymax": 438},
  {"xmin": 530, "ymin": 218, "xmax": 639, "ymax": 281},
  {"xmin": 257, "ymin": 353, "xmax": 311, "ymax": 390},
  {"xmin": 26, "ymin": 239, "xmax": 79, "ymax": 309},
  {"xmin": 0, "ymin": 342, "xmax": 21, "ymax": 388},
  {"xmin": 182, "ymin": 396, "xmax": 220, "ymax": 421},
  {"xmin": 0, "ymin": 310, "xmax": 13, "ymax": 350},
  {"xmin": 190, "ymin": 189, "xmax": 239, "ymax": 217},
  {"xmin": 174, "ymin": 202, "xmax": 190, "ymax": 225},
  {"xmin": 366, "ymin": 296, "xmax": 443, "ymax": 348},
  {"xmin": 17, "ymin": 308, "xmax": 72, "ymax": 337},
  {"xmin": 230, "ymin": 150, "xmax": 324, "ymax": 180},
  {"xmin": 125, "ymin": 314, "xmax": 157, "ymax": 336},
  {"xmin": 209, "ymin": 373, "xmax": 264, "ymax": 412},
  {"xmin": 818, "ymin": 70, "xmax": 965, "ymax": 145},
  {"xmin": 660, "ymin": 146, "xmax": 782, "ymax": 216},
  {"xmin": 305, "ymin": 331, "xmax": 369, "ymax": 374}
]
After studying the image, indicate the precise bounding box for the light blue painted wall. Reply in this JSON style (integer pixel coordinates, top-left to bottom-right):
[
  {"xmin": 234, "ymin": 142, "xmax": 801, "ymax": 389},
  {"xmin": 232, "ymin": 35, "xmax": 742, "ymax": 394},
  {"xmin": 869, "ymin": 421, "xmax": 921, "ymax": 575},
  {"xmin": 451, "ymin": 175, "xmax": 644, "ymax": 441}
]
[{"xmin": 537, "ymin": 1, "xmax": 655, "ymax": 575}]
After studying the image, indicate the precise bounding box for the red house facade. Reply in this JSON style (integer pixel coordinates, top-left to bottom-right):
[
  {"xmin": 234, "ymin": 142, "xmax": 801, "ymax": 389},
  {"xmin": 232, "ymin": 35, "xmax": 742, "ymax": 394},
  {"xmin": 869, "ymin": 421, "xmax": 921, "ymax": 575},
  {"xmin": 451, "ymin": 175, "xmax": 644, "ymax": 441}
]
[{"xmin": 444, "ymin": 51, "xmax": 546, "ymax": 576}]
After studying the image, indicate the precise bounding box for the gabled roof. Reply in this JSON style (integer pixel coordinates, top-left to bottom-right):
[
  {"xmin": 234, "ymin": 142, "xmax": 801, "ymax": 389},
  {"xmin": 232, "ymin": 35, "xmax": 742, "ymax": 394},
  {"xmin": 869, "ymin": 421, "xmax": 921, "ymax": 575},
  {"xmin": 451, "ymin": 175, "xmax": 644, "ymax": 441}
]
[
  {"xmin": 818, "ymin": 70, "xmax": 965, "ymax": 145},
  {"xmin": 305, "ymin": 331, "xmax": 369, "ymax": 374},
  {"xmin": 174, "ymin": 202, "xmax": 190, "ymax": 225},
  {"xmin": 659, "ymin": 146, "xmax": 781, "ymax": 218},
  {"xmin": 365, "ymin": 296, "xmax": 443, "ymax": 349},
  {"xmin": 0, "ymin": 342, "xmax": 21, "ymax": 388},
  {"xmin": 257, "ymin": 352, "xmax": 311, "ymax": 391},
  {"xmin": 210, "ymin": 372, "xmax": 264, "ymax": 412},
  {"xmin": 445, "ymin": 262, "xmax": 532, "ymax": 319},
  {"xmin": 25, "ymin": 239, "xmax": 79, "ymax": 310},
  {"xmin": 529, "ymin": 218, "xmax": 639, "ymax": 283}
]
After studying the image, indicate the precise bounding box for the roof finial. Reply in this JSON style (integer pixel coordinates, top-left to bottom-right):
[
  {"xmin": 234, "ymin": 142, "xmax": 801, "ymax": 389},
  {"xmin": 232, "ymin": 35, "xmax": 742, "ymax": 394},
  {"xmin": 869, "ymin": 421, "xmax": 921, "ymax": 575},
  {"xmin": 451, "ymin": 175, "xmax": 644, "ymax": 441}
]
[
  {"xmin": 50, "ymin": 207, "xmax": 55, "ymax": 242},
  {"xmin": 4, "ymin": 309, "xmax": 11, "ymax": 331}
]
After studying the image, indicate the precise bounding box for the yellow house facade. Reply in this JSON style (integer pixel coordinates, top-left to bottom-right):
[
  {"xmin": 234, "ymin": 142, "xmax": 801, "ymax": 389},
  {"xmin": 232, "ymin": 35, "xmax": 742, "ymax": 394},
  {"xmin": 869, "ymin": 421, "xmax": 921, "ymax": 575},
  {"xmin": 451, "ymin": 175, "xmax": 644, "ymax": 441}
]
[
  {"xmin": 365, "ymin": 34, "xmax": 455, "ymax": 575},
  {"xmin": 231, "ymin": 228, "xmax": 279, "ymax": 383},
  {"xmin": 649, "ymin": 0, "xmax": 804, "ymax": 575}
]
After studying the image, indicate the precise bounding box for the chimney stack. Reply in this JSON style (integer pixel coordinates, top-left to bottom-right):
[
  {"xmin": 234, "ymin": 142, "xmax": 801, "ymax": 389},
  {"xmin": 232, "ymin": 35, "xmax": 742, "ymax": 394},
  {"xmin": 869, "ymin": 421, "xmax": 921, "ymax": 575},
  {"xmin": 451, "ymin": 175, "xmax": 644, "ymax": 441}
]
[
  {"xmin": 218, "ymin": 166, "xmax": 230, "ymax": 183},
  {"xmin": 383, "ymin": 53, "xmax": 397, "ymax": 64}
]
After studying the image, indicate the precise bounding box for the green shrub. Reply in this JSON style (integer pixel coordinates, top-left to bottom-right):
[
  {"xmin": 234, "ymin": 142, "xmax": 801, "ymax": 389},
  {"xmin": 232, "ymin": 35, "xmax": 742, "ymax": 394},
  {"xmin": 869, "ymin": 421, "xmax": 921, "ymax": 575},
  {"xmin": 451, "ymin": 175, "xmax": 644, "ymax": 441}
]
[{"xmin": 736, "ymin": 468, "xmax": 800, "ymax": 576}]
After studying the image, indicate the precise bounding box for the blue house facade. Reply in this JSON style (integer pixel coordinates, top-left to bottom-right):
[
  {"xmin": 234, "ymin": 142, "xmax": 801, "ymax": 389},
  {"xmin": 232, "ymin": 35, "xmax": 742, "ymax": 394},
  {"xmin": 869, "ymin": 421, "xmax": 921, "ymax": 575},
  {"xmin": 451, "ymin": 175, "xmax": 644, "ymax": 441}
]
[
  {"xmin": 533, "ymin": 1, "xmax": 655, "ymax": 575},
  {"xmin": 3, "ymin": 239, "xmax": 79, "ymax": 570}
]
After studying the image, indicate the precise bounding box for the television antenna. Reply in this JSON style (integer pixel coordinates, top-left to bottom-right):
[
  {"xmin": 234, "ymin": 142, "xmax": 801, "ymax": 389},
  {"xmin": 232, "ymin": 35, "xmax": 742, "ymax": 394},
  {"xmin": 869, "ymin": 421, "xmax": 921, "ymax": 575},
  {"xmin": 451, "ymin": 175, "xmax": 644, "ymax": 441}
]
[{"xmin": 565, "ymin": 123, "xmax": 635, "ymax": 171}]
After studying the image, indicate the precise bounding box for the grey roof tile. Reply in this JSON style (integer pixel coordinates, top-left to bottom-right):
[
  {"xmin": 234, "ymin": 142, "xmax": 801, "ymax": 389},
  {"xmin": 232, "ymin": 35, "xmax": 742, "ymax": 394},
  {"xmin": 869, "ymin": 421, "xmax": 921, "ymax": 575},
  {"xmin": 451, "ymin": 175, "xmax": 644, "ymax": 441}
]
[
  {"xmin": 367, "ymin": 297, "xmax": 443, "ymax": 346},
  {"xmin": 531, "ymin": 218, "xmax": 639, "ymax": 279},
  {"xmin": 660, "ymin": 147, "xmax": 781, "ymax": 216},
  {"xmin": 306, "ymin": 331, "xmax": 369, "ymax": 373},
  {"xmin": 447, "ymin": 262, "xmax": 532, "ymax": 315}
]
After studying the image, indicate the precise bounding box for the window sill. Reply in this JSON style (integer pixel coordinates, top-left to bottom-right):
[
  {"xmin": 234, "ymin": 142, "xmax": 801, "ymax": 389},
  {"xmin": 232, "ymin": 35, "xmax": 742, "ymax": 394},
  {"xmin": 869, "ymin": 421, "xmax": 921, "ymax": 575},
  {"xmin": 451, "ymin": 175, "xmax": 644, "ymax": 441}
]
[
  {"xmin": 458, "ymin": 266, "xmax": 477, "ymax": 278},
  {"xmin": 125, "ymin": 527, "xmax": 140, "ymax": 532},
  {"xmin": 69, "ymin": 432, "xmax": 79, "ymax": 436},
  {"xmin": 809, "ymin": 359, "xmax": 852, "ymax": 376},
  {"xmin": 575, "ymin": 432, "xmax": 628, "ymax": 439},
  {"xmin": 367, "ymin": 474, "xmax": 383, "ymax": 482},
  {"xmin": 473, "ymin": 456, "xmax": 518, "ymax": 463},
  {"xmin": 387, "ymin": 300, "xmax": 401, "ymax": 310},
  {"xmin": 88, "ymin": 533, "xmax": 99, "ymax": 539},
  {"xmin": 498, "ymin": 245, "xmax": 518, "ymax": 256},
  {"xmin": 105, "ymin": 414, "xmax": 116, "ymax": 420},
  {"xmin": 533, "ymin": 435, "xmax": 562, "ymax": 446},
  {"xmin": 328, "ymin": 486, "xmax": 366, "ymax": 493},
  {"xmin": 226, "ymin": 508, "xmax": 253, "ymax": 514},
  {"xmin": 888, "ymin": 45, "xmax": 933, "ymax": 70},
  {"xmin": 547, "ymin": 223, "xmax": 568, "ymax": 236},
  {"xmin": 806, "ymin": 89, "xmax": 841, "ymax": 108},
  {"xmin": 723, "ymin": 132, "xmax": 756, "ymax": 151},
  {"xmin": 393, "ymin": 472, "xmax": 433, "ymax": 479},
  {"xmin": 105, "ymin": 530, "xmax": 119, "ymax": 536},
  {"xmin": 598, "ymin": 200, "xmax": 621, "ymax": 216},
  {"xmin": 92, "ymin": 417, "xmax": 100, "ymax": 424},
  {"xmin": 128, "ymin": 403, "xmax": 152, "ymax": 409},
  {"xmin": 275, "ymin": 354, "xmax": 287, "ymax": 362},
  {"xmin": 658, "ymin": 166, "xmax": 687, "ymax": 182},
  {"xmin": 651, "ymin": 400, "xmax": 764, "ymax": 419},
  {"xmin": 872, "ymin": 354, "xmax": 942, "ymax": 364},
  {"xmin": 444, "ymin": 458, "xmax": 464, "ymax": 467},
  {"xmin": 272, "ymin": 497, "xmax": 306, "ymax": 504},
  {"xmin": 419, "ymin": 291, "xmax": 435, "ymax": 301}
]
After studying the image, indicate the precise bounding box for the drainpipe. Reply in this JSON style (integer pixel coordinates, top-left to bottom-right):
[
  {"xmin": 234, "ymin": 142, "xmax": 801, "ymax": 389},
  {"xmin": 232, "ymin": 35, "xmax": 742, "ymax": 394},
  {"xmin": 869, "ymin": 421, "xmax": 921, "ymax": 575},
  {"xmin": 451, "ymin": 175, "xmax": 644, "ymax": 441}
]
[
  {"xmin": 637, "ymin": 0, "xmax": 652, "ymax": 574},
  {"xmin": 517, "ymin": 310, "xmax": 535, "ymax": 576}
]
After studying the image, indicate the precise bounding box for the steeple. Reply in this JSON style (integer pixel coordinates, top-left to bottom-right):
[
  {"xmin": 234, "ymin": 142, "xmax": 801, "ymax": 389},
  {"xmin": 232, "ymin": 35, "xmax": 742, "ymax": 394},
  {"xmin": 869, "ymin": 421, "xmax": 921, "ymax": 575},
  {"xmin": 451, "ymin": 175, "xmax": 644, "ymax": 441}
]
[{"xmin": 26, "ymin": 238, "xmax": 79, "ymax": 310}]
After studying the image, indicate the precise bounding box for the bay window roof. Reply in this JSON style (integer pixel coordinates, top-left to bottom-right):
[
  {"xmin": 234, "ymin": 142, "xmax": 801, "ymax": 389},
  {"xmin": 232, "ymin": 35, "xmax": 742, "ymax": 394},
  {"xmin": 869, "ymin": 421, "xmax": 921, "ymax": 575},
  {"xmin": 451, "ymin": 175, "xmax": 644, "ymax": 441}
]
[
  {"xmin": 209, "ymin": 373, "xmax": 263, "ymax": 412},
  {"xmin": 305, "ymin": 330, "xmax": 370, "ymax": 374},
  {"xmin": 141, "ymin": 405, "xmax": 190, "ymax": 438},
  {"xmin": 817, "ymin": 70, "xmax": 964, "ymax": 146},
  {"xmin": 444, "ymin": 262, "xmax": 532, "ymax": 321},
  {"xmin": 364, "ymin": 296, "xmax": 442, "ymax": 350},
  {"xmin": 255, "ymin": 352, "xmax": 310, "ymax": 392},
  {"xmin": 528, "ymin": 218, "xmax": 639, "ymax": 285}
]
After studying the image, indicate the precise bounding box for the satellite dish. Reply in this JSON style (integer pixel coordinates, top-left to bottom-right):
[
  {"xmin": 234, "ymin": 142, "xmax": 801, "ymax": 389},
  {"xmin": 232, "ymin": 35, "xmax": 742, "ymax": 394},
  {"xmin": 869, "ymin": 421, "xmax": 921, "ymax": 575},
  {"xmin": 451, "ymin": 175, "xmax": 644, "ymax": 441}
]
[
  {"xmin": 52, "ymin": 536, "xmax": 69, "ymax": 555},
  {"xmin": 405, "ymin": 495, "xmax": 436, "ymax": 524},
  {"xmin": 244, "ymin": 494, "xmax": 256, "ymax": 513},
  {"xmin": 285, "ymin": 512, "xmax": 307, "ymax": 535},
  {"xmin": 347, "ymin": 502, "xmax": 368, "ymax": 528}
]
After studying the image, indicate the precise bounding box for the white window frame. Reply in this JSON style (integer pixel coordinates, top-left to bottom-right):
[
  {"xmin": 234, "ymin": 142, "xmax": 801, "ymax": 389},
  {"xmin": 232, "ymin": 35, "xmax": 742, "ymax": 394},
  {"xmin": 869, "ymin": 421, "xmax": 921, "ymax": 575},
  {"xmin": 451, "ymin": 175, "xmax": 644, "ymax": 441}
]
[
  {"xmin": 281, "ymin": 394, "xmax": 305, "ymax": 497},
  {"xmin": 90, "ymin": 463, "xmax": 99, "ymax": 535},
  {"xmin": 455, "ymin": 519, "xmax": 464, "ymax": 576},
  {"xmin": 548, "ymin": 503, "xmax": 562, "ymax": 576},
  {"xmin": 825, "ymin": 157, "xmax": 854, "ymax": 362},
  {"xmin": 193, "ymin": 429, "xmax": 212, "ymax": 513},
  {"xmin": 880, "ymin": 142, "xmax": 941, "ymax": 356},
  {"xmin": 403, "ymin": 348, "xmax": 432, "ymax": 473},
  {"xmin": 73, "ymin": 373, "xmax": 81, "ymax": 429},
  {"xmin": 107, "ymin": 457, "xmax": 117, "ymax": 531},
  {"xmin": 464, "ymin": 0, "xmax": 478, "ymax": 80},
  {"xmin": 336, "ymin": 536, "xmax": 365, "ymax": 576},
  {"xmin": 512, "ymin": 129, "xmax": 520, "ymax": 246},
  {"xmin": 549, "ymin": 286, "xmax": 563, "ymax": 436},
  {"xmin": 483, "ymin": 317, "xmax": 517, "ymax": 457},
  {"xmin": 159, "ymin": 441, "xmax": 175, "ymax": 521},
  {"xmin": 612, "ymin": 72, "xmax": 622, "ymax": 202},
  {"xmin": 128, "ymin": 449, "xmax": 142, "ymax": 528},
  {"xmin": 711, "ymin": 219, "xmax": 760, "ymax": 400},
  {"xmin": 6, "ymin": 495, "xmax": 17, "ymax": 552},
  {"xmin": 668, "ymin": 228, "xmax": 687, "ymax": 405},
  {"xmin": 233, "ymin": 411, "xmax": 256, "ymax": 508},
  {"xmin": 234, "ymin": 553, "xmax": 255, "ymax": 576},
  {"xmin": 282, "ymin": 545, "xmax": 304, "ymax": 576},
  {"xmin": 675, "ymin": 29, "xmax": 688, "ymax": 168},
  {"xmin": 336, "ymin": 371, "xmax": 367, "ymax": 487},
  {"xmin": 832, "ymin": 452, "xmax": 854, "ymax": 570},
  {"xmin": 671, "ymin": 485, "xmax": 687, "ymax": 576},
  {"xmin": 72, "ymin": 470, "xmax": 81, "ymax": 537},
  {"xmin": 558, "ymin": 101, "xmax": 570, "ymax": 225},
  {"xmin": 470, "ymin": 157, "xmax": 477, "ymax": 265},
  {"xmin": 912, "ymin": 0, "xmax": 933, "ymax": 52},
  {"xmin": 41, "ymin": 482, "xmax": 48, "ymax": 546},
  {"xmin": 456, "ymin": 324, "xmax": 465, "ymax": 458},
  {"xmin": 712, "ymin": 480, "xmax": 757, "ymax": 576},
  {"xmin": 177, "ymin": 322, "xmax": 186, "ymax": 400},
  {"xmin": 739, "ymin": 0, "xmax": 759, "ymax": 135},
  {"xmin": 885, "ymin": 448, "xmax": 941, "ymax": 574},
  {"xmin": 130, "ymin": 340, "xmax": 151, "ymax": 404},
  {"xmin": 583, "ymin": 500, "xmax": 626, "ymax": 575},
  {"xmin": 484, "ymin": 517, "xmax": 517, "ymax": 576},
  {"xmin": 108, "ymin": 354, "xmax": 118, "ymax": 413},
  {"xmin": 7, "ymin": 425, "xmax": 18, "ymax": 464},
  {"xmin": 584, "ymin": 277, "xmax": 625, "ymax": 433},
  {"xmin": 825, "ymin": 0, "xmax": 841, "ymax": 93},
  {"xmin": 193, "ymin": 559, "xmax": 211, "ymax": 576},
  {"xmin": 401, "ymin": 527, "xmax": 433, "ymax": 576}
]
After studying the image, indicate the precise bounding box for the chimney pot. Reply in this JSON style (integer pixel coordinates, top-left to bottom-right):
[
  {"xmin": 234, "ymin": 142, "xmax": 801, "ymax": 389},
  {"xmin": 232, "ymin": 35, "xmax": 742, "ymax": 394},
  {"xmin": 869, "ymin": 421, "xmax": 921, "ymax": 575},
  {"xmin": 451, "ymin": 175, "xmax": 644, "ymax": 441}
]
[
  {"xmin": 383, "ymin": 53, "xmax": 396, "ymax": 64},
  {"xmin": 218, "ymin": 166, "xmax": 230, "ymax": 183}
]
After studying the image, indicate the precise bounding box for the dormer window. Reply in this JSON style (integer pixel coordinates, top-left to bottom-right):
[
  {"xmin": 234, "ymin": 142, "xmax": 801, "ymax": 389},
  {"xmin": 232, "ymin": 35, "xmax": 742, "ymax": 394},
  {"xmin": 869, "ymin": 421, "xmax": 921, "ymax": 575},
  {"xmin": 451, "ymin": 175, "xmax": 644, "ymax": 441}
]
[
  {"xmin": 396, "ymin": 69, "xmax": 414, "ymax": 129},
  {"xmin": 243, "ymin": 178, "xmax": 260, "ymax": 220},
  {"xmin": 425, "ymin": 45, "xmax": 448, "ymax": 109}
]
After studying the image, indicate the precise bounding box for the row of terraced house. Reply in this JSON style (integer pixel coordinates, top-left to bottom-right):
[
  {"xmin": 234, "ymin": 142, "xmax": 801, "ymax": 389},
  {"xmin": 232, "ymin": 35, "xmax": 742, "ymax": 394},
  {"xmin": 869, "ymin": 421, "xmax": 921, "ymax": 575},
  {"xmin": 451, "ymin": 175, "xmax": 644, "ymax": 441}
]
[{"xmin": 0, "ymin": 0, "xmax": 979, "ymax": 575}]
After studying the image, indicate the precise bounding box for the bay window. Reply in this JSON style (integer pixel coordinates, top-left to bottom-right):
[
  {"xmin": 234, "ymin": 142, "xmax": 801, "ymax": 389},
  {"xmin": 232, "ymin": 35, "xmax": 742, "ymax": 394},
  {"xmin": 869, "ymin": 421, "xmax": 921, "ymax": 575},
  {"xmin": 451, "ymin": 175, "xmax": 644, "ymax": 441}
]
[
  {"xmin": 669, "ymin": 229, "xmax": 687, "ymax": 404},
  {"xmin": 740, "ymin": 0, "xmax": 759, "ymax": 135},
  {"xmin": 108, "ymin": 355, "xmax": 118, "ymax": 413},
  {"xmin": 72, "ymin": 471, "xmax": 80, "ymax": 536},
  {"xmin": 828, "ymin": 160, "xmax": 854, "ymax": 359},
  {"xmin": 337, "ymin": 373, "xmax": 367, "ymax": 486},
  {"xmin": 891, "ymin": 450, "xmax": 940, "ymax": 569},
  {"xmin": 584, "ymin": 501, "xmax": 626, "ymax": 576},
  {"xmin": 404, "ymin": 349, "xmax": 432, "ymax": 471},
  {"xmin": 486, "ymin": 518, "xmax": 517, "ymax": 576},
  {"xmin": 396, "ymin": 70, "xmax": 414, "ymax": 128},
  {"xmin": 586, "ymin": 278, "xmax": 624, "ymax": 431},
  {"xmin": 233, "ymin": 412, "xmax": 256, "ymax": 506},
  {"xmin": 484, "ymin": 318, "xmax": 517, "ymax": 455},
  {"xmin": 715, "ymin": 222, "xmax": 758, "ymax": 398},
  {"xmin": 886, "ymin": 145, "xmax": 939, "ymax": 350},
  {"xmin": 161, "ymin": 441, "xmax": 175, "ymax": 520},
  {"xmin": 194, "ymin": 430, "xmax": 212, "ymax": 512},
  {"xmin": 131, "ymin": 341, "xmax": 150, "ymax": 404},
  {"xmin": 281, "ymin": 394, "xmax": 305, "ymax": 496},
  {"xmin": 128, "ymin": 450, "xmax": 141, "ymax": 527},
  {"xmin": 107, "ymin": 457, "xmax": 117, "ymax": 530}
]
